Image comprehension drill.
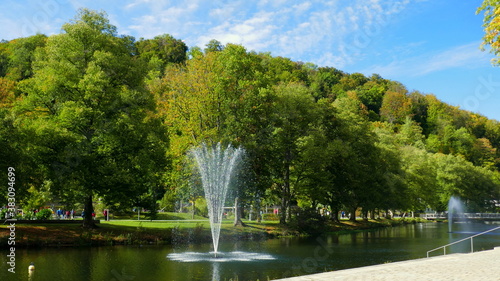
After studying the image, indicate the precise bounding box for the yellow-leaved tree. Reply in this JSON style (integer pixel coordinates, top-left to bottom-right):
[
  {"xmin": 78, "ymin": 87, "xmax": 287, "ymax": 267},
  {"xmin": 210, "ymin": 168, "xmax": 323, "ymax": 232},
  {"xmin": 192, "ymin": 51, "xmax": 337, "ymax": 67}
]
[{"xmin": 478, "ymin": 0, "xmax": 500, "ymax": 65}]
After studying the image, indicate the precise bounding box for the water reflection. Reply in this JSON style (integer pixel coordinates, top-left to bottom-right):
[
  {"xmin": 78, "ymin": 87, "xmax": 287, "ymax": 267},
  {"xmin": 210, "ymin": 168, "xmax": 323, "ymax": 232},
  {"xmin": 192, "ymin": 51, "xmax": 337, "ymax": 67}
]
[
  {"xmin": 167, "ymin": 251, "xmax": 276, "ymax": 281},
  {"xmin": 211, "ymin": 262, "xmax": 219, "ymax": 281},
  {"xmin": 167, "ymin": 251, "xmax": 276, "ymax": 262},
  {"xmin": 1, "ymin": 222, "xmax": 498, "ymax": 281}
]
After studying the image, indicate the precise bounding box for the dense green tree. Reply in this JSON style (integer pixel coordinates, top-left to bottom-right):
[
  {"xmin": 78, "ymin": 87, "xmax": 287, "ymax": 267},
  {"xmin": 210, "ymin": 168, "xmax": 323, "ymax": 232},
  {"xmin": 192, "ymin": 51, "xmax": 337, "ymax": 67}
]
[
  {"xmin": 3, "ymin": 34, "xmax": 47, "ymax": 81},
  {"xmin": 0, "ymin": 41, "xmax": 9, "ymax": 77},
  {"xmin": 470, "ymin": 137, "xmax": 497, "ymax": 168},
  {"xmin": 356, "ymin": 80, "xmax": 388, "ymax": 119},
  {"xmin": 269, "ymin": 82, "xmax": 318, "ymax": 224},
  {"xmin": 2, "ymin": 8, "xmax": 499, "ymax": 226},
  {"xmin": 433, "ymin": 152, "xmax": 499, "ymax": 210},
  {"xmin": 380, "ymin": 91, "xmax": 413, "ymax": 124},
  {"xmin": 330, "ymin": 95, "xmax": 386, "ymax": 221},
  {"xmin": 0, "ymin": 77, "xmax": 16, "ymax": 107},
  {"xmin": 408, "ymin": 91, "xmax": 429, "ymax": 133},
  {"xmin": 136, "ymin": 34, "xmax": 188, "ymax": 80},
  {"xmin": 309, "ymin": 67, "xmax": 345, "ymax": 101},
  {"xmin": 399, "ymin": 146, "xmax": 440, "ymax": 210},
  {"xmin": 204, "ymin": 39, "xmax": 224, "ymax": 53},
  {"xmin": 342, "ymin": 73, "xmax": 368, "ymax": 91},
  {"xmin": 158, "ymin": 43, "xmax": 274, "ymax": 223},
  {"xmin": 397, "ymin": 116, "xmax": 426, "ymax": 148},
  {"xmin": 260, "ymin": 54, "xmax": 309, "ymax": 85},
  {"xmin": 160, "ymin": 44, "xmax": 266, "ymax": 148},
  {"xmin": 425, "ymin": 94, "xmax": 455, "ymax": 134},
  {"xmin": 15, "ymin": 9, "xmax": 169, "ymax": 227}
]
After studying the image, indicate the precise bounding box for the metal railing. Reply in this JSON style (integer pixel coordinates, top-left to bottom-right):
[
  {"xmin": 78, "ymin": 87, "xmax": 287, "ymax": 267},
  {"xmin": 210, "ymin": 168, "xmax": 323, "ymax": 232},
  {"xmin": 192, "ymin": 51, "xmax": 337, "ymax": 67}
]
[
  {"xmin": 426, "ymin": 225, "xmax": 500, "ymax": 258},
  {"xmin": 421, "ymin": 213, "xmax": 500, "ymax": 220}
]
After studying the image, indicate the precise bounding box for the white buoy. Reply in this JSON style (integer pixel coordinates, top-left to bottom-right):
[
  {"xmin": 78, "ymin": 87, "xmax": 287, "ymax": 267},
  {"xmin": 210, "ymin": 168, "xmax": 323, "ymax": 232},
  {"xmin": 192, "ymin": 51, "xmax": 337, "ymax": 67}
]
[{"xmin": 28, "ymin": 262, "xmax": 35, "ymax": 276}]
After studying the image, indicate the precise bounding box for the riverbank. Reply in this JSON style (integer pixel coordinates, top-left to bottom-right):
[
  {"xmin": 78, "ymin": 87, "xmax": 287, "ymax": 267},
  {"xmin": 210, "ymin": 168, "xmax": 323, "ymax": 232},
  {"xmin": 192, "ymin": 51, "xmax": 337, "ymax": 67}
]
[{"xmin": 0, "ymin": 217, "xmax": 426, "ymax": 248}]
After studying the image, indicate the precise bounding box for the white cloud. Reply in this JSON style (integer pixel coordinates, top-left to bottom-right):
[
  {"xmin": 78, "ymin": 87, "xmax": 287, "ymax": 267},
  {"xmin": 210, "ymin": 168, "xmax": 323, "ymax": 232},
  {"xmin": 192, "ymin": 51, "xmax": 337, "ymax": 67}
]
[
  {"xmin": 364, "ymin": 42, "xmax": 491, "ymax": 78},
  {"xmin": 422, "ymin": 43, "xmax": 490, "ymax": 75},
  {"xmin": 124, "ymin": 0, "xmax": 170, "ymax": 11},
  {"xmin": 128, "ymin": 1, "xmax": 201, "ymax": 39},
  {"xmin": 123, "ymin": 0, "xmax": 417, "ymax": 66},
  {"xmin": 268, "ymin": 0, "xmax": 415, "ymax": 66},
  {"xmin": 197, "ymin": 11, "xmax": 277, "ymax": 51},
  {"xmin": 292, "ymin": 2, "xmax": 311, "ymax": 15}
]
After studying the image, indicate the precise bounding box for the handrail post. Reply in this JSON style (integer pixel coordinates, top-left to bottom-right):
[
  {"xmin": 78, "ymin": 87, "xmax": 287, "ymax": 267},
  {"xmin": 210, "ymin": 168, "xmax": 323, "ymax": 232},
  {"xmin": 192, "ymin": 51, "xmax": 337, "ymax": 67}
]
[
  {"xmin": 444, "ymin": 247, "xmax": 446, "ymax": 255},
  {"xmin": 471, "ymin": 237, "xmax": 473, "ymax": 253}
]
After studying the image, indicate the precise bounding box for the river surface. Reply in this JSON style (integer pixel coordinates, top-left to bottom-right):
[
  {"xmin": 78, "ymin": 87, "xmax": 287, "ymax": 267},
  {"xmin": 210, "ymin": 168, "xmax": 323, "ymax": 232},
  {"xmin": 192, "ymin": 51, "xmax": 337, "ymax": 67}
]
[{"xmin": 2, "ymin": 222, "xmax": 499, "ymax": 281}]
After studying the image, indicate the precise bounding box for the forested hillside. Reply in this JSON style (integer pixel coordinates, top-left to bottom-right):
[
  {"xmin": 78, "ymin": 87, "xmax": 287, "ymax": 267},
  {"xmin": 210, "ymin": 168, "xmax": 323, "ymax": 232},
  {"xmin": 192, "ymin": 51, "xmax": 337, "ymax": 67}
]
[{"xmin": 1, "ymin": 9, "xmax": 499, "ymax": 226}]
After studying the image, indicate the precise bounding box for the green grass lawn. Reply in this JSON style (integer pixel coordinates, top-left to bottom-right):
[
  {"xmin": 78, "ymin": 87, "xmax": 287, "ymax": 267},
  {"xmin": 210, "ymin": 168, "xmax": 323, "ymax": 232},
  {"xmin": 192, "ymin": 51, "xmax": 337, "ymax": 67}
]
[
  {"xmin": 102, "ymin": 211, "xmax": 208, "ymax": 220},
  {"xmin": 100, "ymin": 211, "xmax": 281, "ymax": 233},
  {"xmin": 101, "ymin": 218, "xmax": 281, "ymax": 233}
]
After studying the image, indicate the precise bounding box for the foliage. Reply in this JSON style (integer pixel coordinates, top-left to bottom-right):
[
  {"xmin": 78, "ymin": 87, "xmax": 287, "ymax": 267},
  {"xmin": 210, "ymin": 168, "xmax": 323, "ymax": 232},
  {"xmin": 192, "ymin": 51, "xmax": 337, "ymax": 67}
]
[
  {"xmin": 136, "ymin": 34, "xmax": 188, "ymax": 81},
  {"xmin": 1, "ymin": 8, "xmax": 499, "ymax": 229},
  {"xmin": 0, "ymin": 34, "xmax": 47, "ymax": 81},
  {"xmin": 380, "ymin": 91, "xmax": 412, "ymax": 124},
  {"xmin": 262, "ymin": 213, "xmax": 280, "ymax": 221},
  {"xmin": 36, "ymin": 209, "xmax": 53, "ymax": 220},
  {"xmin": 478, "ymin": 0, "xmax": 500, "ymax": 65},
  {"xmin": 158, "ymin": 189, "xmax": 177, "ymax": 212},
  {"xmin": 13, "ymin": 9, "xmax": 169, "ymax": 227},
  {"xmin": 194, "ymin": 197, "xmax": 208, "ymax": 217},
  {"xmin": 288, "ymin": 208, "xmax": 327, "ymax": 234}
]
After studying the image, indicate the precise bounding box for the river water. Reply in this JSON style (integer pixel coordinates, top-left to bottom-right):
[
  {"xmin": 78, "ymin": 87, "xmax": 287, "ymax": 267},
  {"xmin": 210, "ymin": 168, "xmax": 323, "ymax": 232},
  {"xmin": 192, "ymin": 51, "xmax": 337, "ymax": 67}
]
[{"xmin": 2, "ymin": 222, "xmax": 499, "ymax": 281}]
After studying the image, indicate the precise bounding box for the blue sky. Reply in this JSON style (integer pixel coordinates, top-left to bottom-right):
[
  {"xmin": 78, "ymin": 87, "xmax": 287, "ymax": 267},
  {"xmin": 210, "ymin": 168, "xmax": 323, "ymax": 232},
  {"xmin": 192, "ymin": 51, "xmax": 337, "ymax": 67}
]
[{"xmin": 1, "ymin": 0, "xmax": 499, "ymax": 121}]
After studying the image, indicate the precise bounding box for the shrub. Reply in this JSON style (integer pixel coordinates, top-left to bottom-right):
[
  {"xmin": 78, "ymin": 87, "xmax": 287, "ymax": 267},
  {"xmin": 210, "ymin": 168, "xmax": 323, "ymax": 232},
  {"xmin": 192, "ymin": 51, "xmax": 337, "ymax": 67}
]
[
  {"xmin": 0, "ymin": 209, "xmax": 7, "ymax": 219},
  {"xmin": 195, "ymin": 197, "xmax": 208, "ymax": 217},
  {"xmin": 36, "ymin": 209, "xmax": 53, "ymax": 220},
  {"xmin": 262, "ymin": 213, "xmax": 279, "ymax": 221},
  {"xmin": 289, "ymin": 208, "xmax": 327, "ymax": 235},
  {"xmin": 23, "ymin": 212, "xmax": 35, "ymax": 220}
]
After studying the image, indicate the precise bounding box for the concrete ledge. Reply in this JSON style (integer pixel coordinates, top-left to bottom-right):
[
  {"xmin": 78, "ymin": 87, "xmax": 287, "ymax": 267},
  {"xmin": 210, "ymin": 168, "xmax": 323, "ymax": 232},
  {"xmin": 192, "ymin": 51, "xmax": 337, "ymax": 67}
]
[{"xmin": 274, "ymin": 247, "xmax": 500, "ymax": 281}]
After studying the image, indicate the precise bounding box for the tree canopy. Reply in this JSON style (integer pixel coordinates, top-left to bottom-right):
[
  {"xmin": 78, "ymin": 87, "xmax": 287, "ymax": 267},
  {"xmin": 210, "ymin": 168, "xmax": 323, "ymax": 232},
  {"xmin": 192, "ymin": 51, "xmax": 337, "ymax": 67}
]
[
  {"xmin": 478, "ymin": 0, "xmax": 500, "ymax": 65},
  {"xmin": 1, "ymin": 8, "xmax": 499, "ymax": 228}
]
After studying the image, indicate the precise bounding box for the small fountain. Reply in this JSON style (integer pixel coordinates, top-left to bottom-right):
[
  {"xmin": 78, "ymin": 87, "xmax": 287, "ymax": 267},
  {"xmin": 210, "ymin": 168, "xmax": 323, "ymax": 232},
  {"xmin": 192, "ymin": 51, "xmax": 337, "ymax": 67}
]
[
  {"xmin": 167, "ymin": 142, "xmax": 275, "ymax": 264},
  {"xmin": 447, "ymin": 196, "xmax": 464, "ymax": 233},
  {"xmin": 190, "ymin": 143, "xmax": 243, "ymax": 256}
]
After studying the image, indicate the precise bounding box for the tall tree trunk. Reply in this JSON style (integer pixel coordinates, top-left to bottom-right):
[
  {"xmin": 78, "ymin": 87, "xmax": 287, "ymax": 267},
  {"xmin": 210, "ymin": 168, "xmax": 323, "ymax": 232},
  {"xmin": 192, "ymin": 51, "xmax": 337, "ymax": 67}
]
[
  {"xmin": 233, "ymin": 197, "xmax": 245, "ymax": 226},
  {"xmin": 191, "ymin": 199, "xmax": 195, "ymax": 220},
  {"xmin": 370, "ymin": 209, "xmax": 376, "ymax": 220},
  {"xmin": 255, "ymin": 200, "xmax": 262, "ymax": 223},
  {"xmin": 280, "ymin": 149, "xmax": 291, "ymax": 225},
  {"xmin": 386, "ymin": 209, "xmax": 392, "ymax": 219},
  {"xmin": 330, "ymin": 207, "xmax": 340, "ymax": 223},
  {"xmin": 82, "ymin": 194, "xmax": 96, "ymax": 228},
  {"xmin": 349, "ymin": 206, "xmax": 357, "ymax": 222},
  {"xmin": 280, "ymin": 191, "xmax": 287, "ymax": 224},
  {"xmin": 362, "ymin": 209, "xmax": 368, "ymax": 221}
]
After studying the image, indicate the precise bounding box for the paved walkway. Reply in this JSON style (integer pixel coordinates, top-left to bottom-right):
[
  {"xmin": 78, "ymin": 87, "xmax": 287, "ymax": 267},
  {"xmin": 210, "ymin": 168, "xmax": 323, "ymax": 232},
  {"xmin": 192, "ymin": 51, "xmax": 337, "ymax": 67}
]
[{"xmin": 274, "ymin": 247, "xmax": 500, "ymax": 281}]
